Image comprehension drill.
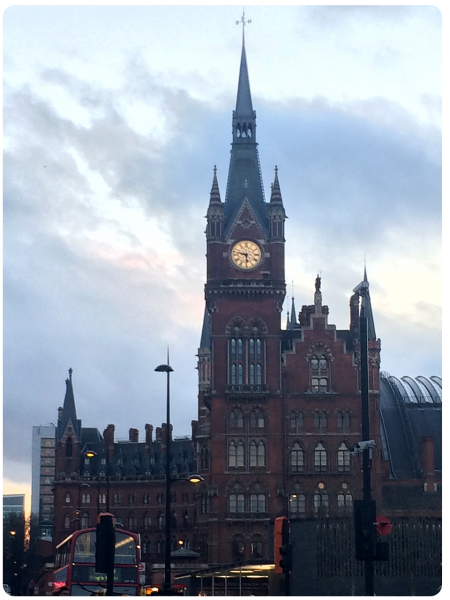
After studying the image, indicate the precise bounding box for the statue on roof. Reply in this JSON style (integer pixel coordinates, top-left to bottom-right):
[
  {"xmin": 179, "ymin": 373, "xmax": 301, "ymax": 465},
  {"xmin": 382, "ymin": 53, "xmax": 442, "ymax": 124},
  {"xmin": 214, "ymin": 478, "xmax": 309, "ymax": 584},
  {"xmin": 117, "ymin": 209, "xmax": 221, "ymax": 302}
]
[{"xmin": 315, "ymin": 274, "xmax": 321, "ymax": 292}]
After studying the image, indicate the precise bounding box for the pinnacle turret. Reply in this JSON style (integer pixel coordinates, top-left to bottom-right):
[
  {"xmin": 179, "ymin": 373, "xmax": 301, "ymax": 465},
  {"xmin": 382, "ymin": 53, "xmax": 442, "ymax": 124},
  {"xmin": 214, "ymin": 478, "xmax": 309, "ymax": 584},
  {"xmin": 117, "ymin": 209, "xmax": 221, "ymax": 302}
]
[{"xmin": 209, "ymin": 165, "xmax": 222, "ymax": 205}]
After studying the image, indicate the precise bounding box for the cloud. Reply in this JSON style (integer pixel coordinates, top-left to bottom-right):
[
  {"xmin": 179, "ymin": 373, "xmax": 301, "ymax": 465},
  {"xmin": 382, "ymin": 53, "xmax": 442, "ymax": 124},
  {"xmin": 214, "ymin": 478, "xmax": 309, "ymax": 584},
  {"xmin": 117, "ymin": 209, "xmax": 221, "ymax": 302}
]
[{"xmin": 3, "ymin": 41, "xmax": 441, "ymax": 485}]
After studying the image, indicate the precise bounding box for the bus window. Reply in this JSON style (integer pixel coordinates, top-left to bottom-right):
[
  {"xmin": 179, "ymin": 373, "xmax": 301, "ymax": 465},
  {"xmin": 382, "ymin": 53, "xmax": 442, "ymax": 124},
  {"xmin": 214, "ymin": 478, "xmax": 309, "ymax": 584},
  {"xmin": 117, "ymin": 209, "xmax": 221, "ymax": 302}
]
[
  {"xmin": 115, "ymin": 532, "xmax": 138, "ymax": 564},
  {"xmin": 74, "ymin": 532, "xmax": 96, "ymax": 563}
]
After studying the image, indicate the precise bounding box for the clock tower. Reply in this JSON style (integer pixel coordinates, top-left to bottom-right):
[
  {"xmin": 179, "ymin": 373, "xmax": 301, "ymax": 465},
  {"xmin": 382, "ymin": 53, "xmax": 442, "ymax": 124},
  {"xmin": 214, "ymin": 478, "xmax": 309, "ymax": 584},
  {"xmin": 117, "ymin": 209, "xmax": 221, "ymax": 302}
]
[{"xmin": 195, "ymin": 25, "xmax": 288, "ymax": 564}]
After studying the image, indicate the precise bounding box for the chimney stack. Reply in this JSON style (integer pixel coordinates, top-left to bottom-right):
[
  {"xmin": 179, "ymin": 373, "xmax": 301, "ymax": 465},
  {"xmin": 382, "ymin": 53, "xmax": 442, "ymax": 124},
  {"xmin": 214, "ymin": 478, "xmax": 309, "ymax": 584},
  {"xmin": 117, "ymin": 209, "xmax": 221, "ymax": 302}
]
[
  {"xmin": 103, "ymin": 424, "xmax": 115, "ymax": 461},
  {"xmin": 129, "ymin": 428, "xmax": 139, "ymax": 443}
]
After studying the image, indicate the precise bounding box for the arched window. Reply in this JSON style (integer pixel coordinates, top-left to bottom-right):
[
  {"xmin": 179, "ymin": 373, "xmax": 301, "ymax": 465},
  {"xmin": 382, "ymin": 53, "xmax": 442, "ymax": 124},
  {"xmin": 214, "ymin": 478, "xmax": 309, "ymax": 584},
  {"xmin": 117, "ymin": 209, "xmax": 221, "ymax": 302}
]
[
  {"xmin": 290, "ymin": 411, "xmax": 303, "ymax": 433},
  {"xmin": 65, "ymin": 493, "xmax": 71, "ymax": 504},
  {"xmin": 290, "ymin": 442, "xmax": 304, "ymax": 472},
  {"xmin": 81, "ymin": 512, "xmax": 90, "ymax": 528},
  {"xmin": 250, "ymin": 411, "xmax": 264, "ymax": 428},
  {"xmin": 144, "ymin": 513, "xmax": 151, "ymax": 529},
  {"xmin": 182, "ymin": 510, "xmax": 189, "ymax": 529},
  {"xmin": 201, "ymin": 494, "xmax": 211, "ymax": 514},
  {"xmin": 113, "ymin": 493, "xmax": 121, "ymax": 505},
  {"xmin": 232, "ymin": 536, "xmax": 245, "ymax": 561},
  {"xmin": 337, "ymin": 443, "xmax": 351, "ymax": 472},
  {"xmin": 337, "ymin": 491, "xmax": 353, "ymax": 516},
  {"xmin": 66, "ymin": 438, "xmax": 73, "ymax": 457},
  {"xmin": 99, "ymin": 494, "xmax": 106, "ymax": 506},
  {"xmin": 81, "ymin": 494, "xmax": 90, "ymax": 504},
  {"xmin": 314, "ymin": 490, "xmax": 329, "ymax": 516},
  {"xmin": 289, "ymin": 492, "xmax": 306, "ymax": 517},
  {"xmin": 157, "ymin": 512, "xmax": 165, "ymax": 529},
  {"xmin": 128, "ymin": 493, "xmax": 136, "ymax": 506},
  {"xmin": 250, "ymin": 493, "xmax": 266, "ymax": 513},
  {"xmin": 64, "ymin": 515, "xmax": 70, "ymax": 529},
  {"xmin": 250, "ymin": 441, "xmax": 265, "ymax": 467},
  {"xmin": 229, "ymin": 441, "xmax": 244, "ymax": 468},
  {"xmin": 200, "ymin": 445, "xmax": 210, "ymax": 469},
  {"xmin": 314, "ymin": 411, "xmax": 327, "ymax": 430},
  {"xmin": 310, "ymin": 354, "xmax": 329, "ymax": 392},
  {"xmin": 143, "ymin": 493, "xmax": 151, "ymax": 504},
  {"xmin": 314, "ymin": 443, "xmax": 327, "ymax": 472},
  {"xmin": 229, "ymin": 410, "xmax": 243, "ymax": 428},
  {"xmin": 157, "ymin": 538, "xmax": 164, "ymax": 554},
  {"xmin": 128, "ymin": 513, "xmax": 137, "ymax": 529},
  {"xmin": 171, "ymin": 510, "xmax": 177, "ymax": 528},
  {"xmin": 229, "ymin": 493, "xmax": 245, "ymax": 513},
  {"xmin": 251, "ymin": 539, "xmax": 263, "ymax": 559},
  {"xmin": 142, "ymin": 539, "xmax": 151, "ymax": 556},
  {"xmin": 337, "ymin": 411, "xmax": 351, "ymax": 431}
]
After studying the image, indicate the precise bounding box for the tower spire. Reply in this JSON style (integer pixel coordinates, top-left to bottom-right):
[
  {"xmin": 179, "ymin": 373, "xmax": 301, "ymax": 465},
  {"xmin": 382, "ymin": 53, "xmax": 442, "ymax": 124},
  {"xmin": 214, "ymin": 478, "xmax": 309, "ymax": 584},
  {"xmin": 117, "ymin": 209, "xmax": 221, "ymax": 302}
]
[{"xmin": 235, "ymin": 9, "xmax": 253, "ymax": 117}]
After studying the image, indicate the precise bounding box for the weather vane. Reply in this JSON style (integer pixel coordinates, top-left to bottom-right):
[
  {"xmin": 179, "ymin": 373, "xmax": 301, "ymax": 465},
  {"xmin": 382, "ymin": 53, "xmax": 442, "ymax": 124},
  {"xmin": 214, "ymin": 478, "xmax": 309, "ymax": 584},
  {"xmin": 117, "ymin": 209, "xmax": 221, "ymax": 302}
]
[{"xmin": 236, "ymin": 8, "xmax": 251, "ymax": 35}]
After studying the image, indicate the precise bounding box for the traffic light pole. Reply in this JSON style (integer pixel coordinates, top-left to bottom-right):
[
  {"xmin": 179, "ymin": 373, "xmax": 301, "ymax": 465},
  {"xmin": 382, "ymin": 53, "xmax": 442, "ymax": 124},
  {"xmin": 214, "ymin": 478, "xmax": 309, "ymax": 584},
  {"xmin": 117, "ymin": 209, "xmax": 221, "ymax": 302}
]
[{"xmin": 360, "ymin": 293, "xmax": 374, "ymax": 596}]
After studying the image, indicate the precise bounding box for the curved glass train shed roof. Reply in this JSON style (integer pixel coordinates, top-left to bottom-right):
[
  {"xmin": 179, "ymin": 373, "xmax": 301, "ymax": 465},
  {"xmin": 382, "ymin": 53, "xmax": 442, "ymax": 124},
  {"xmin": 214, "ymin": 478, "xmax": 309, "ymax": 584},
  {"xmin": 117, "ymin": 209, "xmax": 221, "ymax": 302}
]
[{"xmin": 379, "ymin": 375, "xmax": 442, "ymax": 481}]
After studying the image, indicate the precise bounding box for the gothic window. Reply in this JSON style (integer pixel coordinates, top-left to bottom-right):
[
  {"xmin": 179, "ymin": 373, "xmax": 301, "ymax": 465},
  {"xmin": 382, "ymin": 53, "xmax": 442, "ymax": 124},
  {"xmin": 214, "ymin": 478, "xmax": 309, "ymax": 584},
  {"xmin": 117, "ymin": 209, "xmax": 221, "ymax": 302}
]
[
  {"xmin": 337, "ymin": 443, "xmax": 351, "ymax": 472},
  {"xmin": 314, "ymin": 490, "xmax": 329, "ymax": 517},
  {"xmin": 249, "ymin": 440, "xmax": 266, "ymax": 467},
  {"xmin": 314, "ymin": 411, "xmax": 327, "ymax": 431},
  {"xmin": 142, "ymin": 539, "xmax": 151, "ymax": 555},
  {"xmin": 310, "ymin": 354, "xmax": 329, "ymax": 392},
  {"xmin": 229, "ymin": 493, "xmax": 245, "ymax": 513},
  {"xmin": 314, "ymin": 443, "xmax": 327, "ymax": 472},
  {"xmin": 337, "ymin": 491, "xmax": 353, "ymax": 516},
  {"xmin": 182, "ymin": 510, "xmax": 189, "ymax": 528},
  {"xmin": 117, "ymin": 457, "xmax": 123, "ymax": 466},
  {"xmin": 228, "ymin": 320, "xmax": 266, "ymax": 388},
  {"xmin": 157, "ymin": 538, "xmax": 164, "ymax": 554},
  {"xmin": 289, "ymin": 492, "xmax": 306, "ymax": 518},
  {"xmin": 157, "ymin": 512, "xmax": 165, "ymax": 529},
  {"xmin": 250, "ymin": 493, "xmax": 266, "ymax": 513},
  {"xmin": 182, "ymin": 492, "xmax": 189, "ymax": 503},
  {"xmin": 290, "ymin": 442, "xmax": 304, "ymax": 472},
  {"xmin": 144, "ymin": 513, "xmax": 151, "ymax": 529},
  {"xmin": 128, "ymin": 513, "xmax": 137, "ymax": 529},
  {"xmin": 81, "ymin": 512, "xmax": 90, "ymax": 528},
  {"xmin": 229, "ymin": 410, "xmax": 244, "ymax": 429},
  {"xmin": 337, "ymin": 411, "xmax": 351, "ymax": 431},
  {"xmin": 171, "ymin": 511, "xmax": 178, "ymax": 528},
  {"xmin": 251, "ymin": 539, "xmax": 263, "ymax": 559},
  {"xmin": 81, "ymin": 494, "xmax": 90, "ymax": 504},
  {"xmin": 99, "ymin": 494, "xmax": 106, "ymax": 506},
  {"xmin": 289, "ymin": 411, "xmax": 303, "ymax": 433},
  {"xmin": 201, "ymin": 494, "xmax": 211, "ymax": 514},
  {"xmin": 228, "ymin": 440, "xmax": 244, "ymax": 468},
  {"xmin": 143, "ymin": 493, "xmax": 151, "ymax": 504},
  {"xmin": 250, "ymin": 410, "xmax": 265, "ymax": 428},
  {"xmin": 64, "ymin": 515, "xmax": 70, "ymax": 529},
  {"xmin": 157, "ymin": 493, "xmax": 165, "ymax": 504},
  {"xmin": 232, "ymin": 536, "xmax": 245, "ymax": 561},
  {"xmin": 128, "ymin": 494, "xmax": 136, "ymax": 506},
  {"xmin": 65, "ymin": 493, "xmax": 71, "ymax": 504},
  {"xmin": 66, "ymin": 438, "xmax": 73, "ymax": 457},
  {"xmin": 113, "ymin": 493, "xmax": 121, "ymax": 505}
]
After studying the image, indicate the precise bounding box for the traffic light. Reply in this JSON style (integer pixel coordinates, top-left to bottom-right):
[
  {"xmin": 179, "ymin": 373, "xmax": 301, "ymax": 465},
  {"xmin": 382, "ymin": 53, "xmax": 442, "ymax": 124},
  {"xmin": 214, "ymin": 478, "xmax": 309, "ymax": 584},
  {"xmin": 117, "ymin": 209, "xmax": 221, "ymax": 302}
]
[
  {"xmin": 95, "ymin": 512, "xmax": 116, "ymax": 573},
  {"xmin": 274, "ymin": 516, "xmax": 288, "ymax": 574},
  {"xmin": 354, "ymin": 500, "xmax": 376, "ymax": 561},
  {"xmin": 274, "ymin": 516, "xmax": 293, "ymax": 574}
]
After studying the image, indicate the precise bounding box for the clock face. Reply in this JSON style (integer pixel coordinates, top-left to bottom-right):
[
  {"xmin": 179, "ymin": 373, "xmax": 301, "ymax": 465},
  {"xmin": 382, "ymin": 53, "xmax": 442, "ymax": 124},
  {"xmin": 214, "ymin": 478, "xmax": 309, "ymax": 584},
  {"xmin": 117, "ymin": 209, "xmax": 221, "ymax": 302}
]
[{"xmin": 231, "ymin": 240, "xmax": 262, "ymax": 270}]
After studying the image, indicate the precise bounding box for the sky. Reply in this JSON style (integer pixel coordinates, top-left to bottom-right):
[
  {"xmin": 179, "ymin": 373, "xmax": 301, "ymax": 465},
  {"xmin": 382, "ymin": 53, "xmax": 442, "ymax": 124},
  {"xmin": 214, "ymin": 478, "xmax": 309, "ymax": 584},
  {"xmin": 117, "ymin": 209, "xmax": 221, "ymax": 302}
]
[{"xmin": 2, "ymin": 4, "xmax": 442, "ymax": 509}]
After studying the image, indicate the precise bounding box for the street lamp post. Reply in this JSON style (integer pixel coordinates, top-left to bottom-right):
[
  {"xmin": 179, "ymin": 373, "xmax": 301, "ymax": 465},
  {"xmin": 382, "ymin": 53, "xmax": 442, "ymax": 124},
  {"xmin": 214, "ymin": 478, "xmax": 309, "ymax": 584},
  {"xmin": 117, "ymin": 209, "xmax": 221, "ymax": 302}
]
[{"xmin": 155, "ymin": 362, "xmax": 174, "ymax": 596}]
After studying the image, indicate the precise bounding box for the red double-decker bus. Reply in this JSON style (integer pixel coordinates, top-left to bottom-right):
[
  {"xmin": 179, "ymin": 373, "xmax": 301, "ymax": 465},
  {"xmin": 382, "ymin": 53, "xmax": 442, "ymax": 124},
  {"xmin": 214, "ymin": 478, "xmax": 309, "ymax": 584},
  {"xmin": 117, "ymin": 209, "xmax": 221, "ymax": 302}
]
[{"xmin": 53, "ymin": 527, "xmax": 140, "ymax": 596}]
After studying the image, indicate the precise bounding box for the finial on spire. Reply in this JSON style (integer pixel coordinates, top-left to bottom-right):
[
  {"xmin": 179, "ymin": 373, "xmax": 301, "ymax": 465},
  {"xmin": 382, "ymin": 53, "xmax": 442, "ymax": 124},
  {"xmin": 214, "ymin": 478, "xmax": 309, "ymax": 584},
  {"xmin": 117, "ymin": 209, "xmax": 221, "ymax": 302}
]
[
  {"xmin": 213, "ymin": 165, "xmax": 217, "ymax": 176},
  {"xmin": 236, "ymin": 8, "xmax": 251, "ymax": 40},
  {"xmin": 68, "ymin": 368, "xmax": 73, "ymax": 380}
]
